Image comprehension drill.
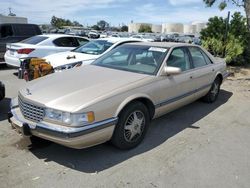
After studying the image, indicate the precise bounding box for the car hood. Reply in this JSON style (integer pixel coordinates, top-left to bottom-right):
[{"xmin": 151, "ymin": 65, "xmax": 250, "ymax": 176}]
[
  {"xmin": 19, "ymin": 65, "xmax": 149, "ymax": 112},
  {"xmin": 44, "ymin": 51, "xmax": 100, "ymax": 67}
]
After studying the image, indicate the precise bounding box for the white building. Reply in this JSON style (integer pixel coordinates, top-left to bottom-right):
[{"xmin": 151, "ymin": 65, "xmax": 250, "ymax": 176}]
[
  {"xmin": 0, "ymin": 15, "xmax": 28, "ymax": 24},
  {"xmin": 183, "ymin": 24, "xmax": 196, "ymax": 34},
  {"xmin": 151, "ymin": 24, "xmax": 162, "ymax": 33},
  {"xmin": 128, "ymin": 23, "xmax": 152, "ymax": 33},
  {"xmin": 192, "ymin": 21, "xmax": 207, "ymax": 34},
  {"xmin": 162, "ymin": 23, "xmax": 183, "ymax": 34},
  {"xmin": 128, "ymin": 21, "xmax": 207, "ymax": 35}
]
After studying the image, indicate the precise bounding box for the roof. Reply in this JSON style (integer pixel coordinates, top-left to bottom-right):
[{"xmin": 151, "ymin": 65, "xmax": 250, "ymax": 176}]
[
  {"xmin": 40, "ymin": 34, "xmax": 86, "ymax": 39},
  {"xmin": 125, "ymin": 42, "xmax": 198, "ymax": 48},
  {"xmin": 97, "ymin": 37, "xmax": 142, "ymax": 43}
]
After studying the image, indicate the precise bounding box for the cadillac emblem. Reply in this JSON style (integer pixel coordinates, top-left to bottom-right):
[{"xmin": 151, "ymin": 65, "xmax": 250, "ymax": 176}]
[{"xmin": 26, "ymin": 88, "xmax": 32, "ymax": 95}]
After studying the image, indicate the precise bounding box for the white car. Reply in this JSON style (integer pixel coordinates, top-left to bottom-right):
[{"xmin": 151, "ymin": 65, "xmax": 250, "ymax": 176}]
[
  {"xmin": 44, "ymin": 38, "xmax": 142, "ymax": 71},
  {"xmin": 4, "ymin": 34, "xmax": 89, "ymax": 67},
  {"xmin": 131, "ymin": 35, "xmax": 155, "ymax": 42}
]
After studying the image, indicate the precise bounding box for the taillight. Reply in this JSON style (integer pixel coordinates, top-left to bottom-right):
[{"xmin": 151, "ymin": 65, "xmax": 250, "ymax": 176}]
[{"xmin": 17, "ymin": 48, "xmax": 35, "ymax": 54}]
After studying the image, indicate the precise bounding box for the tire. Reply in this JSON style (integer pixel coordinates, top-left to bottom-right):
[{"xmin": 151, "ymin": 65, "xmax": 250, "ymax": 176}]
[
  {"xmin": 202, "ymin": 77, "xmax": 221, "ymax": 103},
  {"xmin": 111, "ymin": 102, "xmax": 150, "ymax": 150}
]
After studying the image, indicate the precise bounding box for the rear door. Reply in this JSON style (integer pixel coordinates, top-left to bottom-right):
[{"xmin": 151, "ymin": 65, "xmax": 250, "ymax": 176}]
[{"xmin": 187, "ymin": 46, "xmax": 215, "ymax": 97}]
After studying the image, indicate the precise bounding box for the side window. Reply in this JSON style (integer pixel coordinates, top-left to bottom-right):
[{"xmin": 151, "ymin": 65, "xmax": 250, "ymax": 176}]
[
  {"xmin": 201, "ymin": 50, "xmax": 213, "ymax": 64},
  {"xmin": 53, "ymin": 37, "xmax": 78, "ymax": 47},
  {"xmin": 189, "ymin": 47, "xmax": 208, "ymax": 68},
  {"xmin": 167, "ymin": 48, "xmax": 191, "ymax": 71},
  {"xmin": 77, "ymin": 38, "xmax": 89, "ymax": 46},
  {"xmin": 0, "ymin": 25, "xmax": 13, "ymax": 38}
]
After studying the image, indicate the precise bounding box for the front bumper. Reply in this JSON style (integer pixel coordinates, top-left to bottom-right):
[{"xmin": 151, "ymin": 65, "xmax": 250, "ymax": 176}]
[{"xmin": 9, "ymin": 107, "xmax": 118, "ymax": 149}]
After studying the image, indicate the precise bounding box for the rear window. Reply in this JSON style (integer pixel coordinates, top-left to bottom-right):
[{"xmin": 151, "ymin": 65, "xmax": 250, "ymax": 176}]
[{"xmin": 20, "ymin": 36, "xmax": 48, "ymax": 44}]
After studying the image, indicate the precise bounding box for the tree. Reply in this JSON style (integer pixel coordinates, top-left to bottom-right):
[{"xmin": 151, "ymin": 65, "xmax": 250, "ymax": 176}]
[
  {"xmin": 121, "ymin": 25, "xmax": 128, "ymax": 32},
  {"xmin": 200, "ymin": 16, "xmax": 226, "ymax": 40},
  {"xmin": 203, "ymin": 0, "xmax": 250, "ymax": 30},
  {"xmin": 138, "ymin": 24, "xmax": 152, "ymax": 33},
  {"xmin": 50, "ymin": 16, "xmax": 83, "ymax": 28},
  {"xmin": 91, "ymin": 25, "xmax": 101, "ymax": 31},
  {"xmin": 97, "ymin": 20, "xmax": 109, "ymax": 30},
  {"xmin": 201, "ymin": 12, "xmax": 250, "ymax": 64}
]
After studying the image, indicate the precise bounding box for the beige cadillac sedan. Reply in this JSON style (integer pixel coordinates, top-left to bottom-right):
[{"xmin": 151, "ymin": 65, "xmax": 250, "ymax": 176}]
[{"xmin": 9, "ymin": 42, "xmax": 228, "ymax": 149}]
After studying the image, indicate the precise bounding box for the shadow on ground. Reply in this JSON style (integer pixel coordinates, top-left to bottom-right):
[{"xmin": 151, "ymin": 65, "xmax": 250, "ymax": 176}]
[
  {"xmin": 14, "ymin": 90, "xmax": 233, "ymax": 173},
  {"xmin": 0, "ymin": 98, "xmax": 11, "ymax": 121}
]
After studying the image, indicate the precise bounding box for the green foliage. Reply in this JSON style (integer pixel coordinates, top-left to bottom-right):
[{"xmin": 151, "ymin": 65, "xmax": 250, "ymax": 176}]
[
  {"xmin": 121, "ymin": 25, "xmax": 128, "ymax": 32},
  {"xmin": 202, "ymin": 38, "xmax": 224, "ymax": 57},
  {"xmin": 138, "ymin": 25, "xmax": 152, "ymax": 33},
  {"xmin": 97, "ymin": 20, "xmax": 109, "ymax": 30},
  {"xmin": 200, "ymin": 16, "xmax": 226, "ymax": 40},
  {"xmin": 91, "ymin": 25, "xmax": 101, "ymax": 31},
  {"xmin": 225, "ymin": 34, "xmax": 244, "ymax": 63},
  {"xmin": 201, "ymin": 12, "xmax": 250, "ymax": 65},
  {"xmin": 50, "ymin": 16, "xmax": 82, "ymax": 28}
]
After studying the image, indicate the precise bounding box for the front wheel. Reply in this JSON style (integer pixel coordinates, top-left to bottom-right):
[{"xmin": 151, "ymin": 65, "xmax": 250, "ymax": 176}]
[
  {"xmin": 203, "ymin": 77, "xmax": 221, "ymax": 103},
  {"xmin": 111, "ymin": 102, "xmax": 150, "ymax": 150}
]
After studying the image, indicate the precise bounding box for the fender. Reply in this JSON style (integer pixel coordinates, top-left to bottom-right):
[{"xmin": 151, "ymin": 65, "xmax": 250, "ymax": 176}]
[{"xmin": 114, "ymin": 93, "xmax": 155, "ymax": 117}]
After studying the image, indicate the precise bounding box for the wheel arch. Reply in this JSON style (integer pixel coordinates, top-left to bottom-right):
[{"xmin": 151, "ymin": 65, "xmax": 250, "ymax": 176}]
[
  {"xmin": 215, "ymin": 72, "xmax": 223, "ymax": 85},
  {"xmin": 115, "ymin": 94, "xmax": 155, "ymax": 120}
]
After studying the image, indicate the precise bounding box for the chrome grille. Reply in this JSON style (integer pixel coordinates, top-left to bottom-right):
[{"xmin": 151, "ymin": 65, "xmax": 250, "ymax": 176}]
[{"xmin": 18, "ymin": 96, "xmax": 44, "ymax": 122}]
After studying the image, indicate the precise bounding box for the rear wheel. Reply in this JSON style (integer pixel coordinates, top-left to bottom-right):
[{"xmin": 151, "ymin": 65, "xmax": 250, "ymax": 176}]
[
  {"xmin": 111, "ymin": 102, "xmax": 150, "ymax": 150},
  {"xmin": 203, "ymin": 77, "xmax": 221, "ymax": 103}
]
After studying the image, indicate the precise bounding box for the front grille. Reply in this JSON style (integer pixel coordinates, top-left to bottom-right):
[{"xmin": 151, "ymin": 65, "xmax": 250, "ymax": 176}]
[{"xmin": 18, "ymin": 96, "xmax": 44, "ymax": 122}]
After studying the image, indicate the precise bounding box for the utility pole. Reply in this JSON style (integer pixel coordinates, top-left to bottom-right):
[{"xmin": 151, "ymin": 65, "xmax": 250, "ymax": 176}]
[{"xmin": 223, "ymin": 11, "xmax": 230, "ymax": 57}]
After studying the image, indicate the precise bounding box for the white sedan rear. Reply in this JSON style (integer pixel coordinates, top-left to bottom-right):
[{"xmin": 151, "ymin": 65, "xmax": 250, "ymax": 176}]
[
  {"xmin": 4, "ymin": 34, "xmax": 89, "ymax": 67},
  {"xmin": 44, "ymin": 38, "xmax": 142, "ymax": 71}
]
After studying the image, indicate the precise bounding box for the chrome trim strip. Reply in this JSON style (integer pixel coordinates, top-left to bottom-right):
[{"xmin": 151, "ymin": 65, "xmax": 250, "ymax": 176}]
[{"xmin": 155, "ymin": 83, "xmax": 212, "ymax": 108}]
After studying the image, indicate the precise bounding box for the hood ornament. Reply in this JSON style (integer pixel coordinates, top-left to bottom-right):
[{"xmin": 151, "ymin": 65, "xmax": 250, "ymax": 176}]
[{"xmin": 26, "ymin": 88, "xmax": 32, "ymax": 95}]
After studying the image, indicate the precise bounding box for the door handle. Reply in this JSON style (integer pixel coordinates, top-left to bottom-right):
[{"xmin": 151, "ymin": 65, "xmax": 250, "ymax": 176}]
[
  {"xmin": 190, "ymin": 76, "xmax": 193, "ymax": 79},
  {"xmin": 212, "ymin": 69, "xmax": 215, "ymax": 72}
]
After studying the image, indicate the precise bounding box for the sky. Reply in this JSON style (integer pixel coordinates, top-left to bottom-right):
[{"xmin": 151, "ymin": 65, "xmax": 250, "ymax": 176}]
[{"xmin": 0, "ymin": 0, "xmax": 245, "ymax": 26}]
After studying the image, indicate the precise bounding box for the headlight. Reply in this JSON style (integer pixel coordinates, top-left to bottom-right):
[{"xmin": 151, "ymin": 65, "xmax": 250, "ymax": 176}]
[
  {"xmin": 44, "ymin": 108, "xmax": 95, "ymax": 126},
  {"xmin": 54, "ymin": 61, "xmax": 83, "ymax": 72}
]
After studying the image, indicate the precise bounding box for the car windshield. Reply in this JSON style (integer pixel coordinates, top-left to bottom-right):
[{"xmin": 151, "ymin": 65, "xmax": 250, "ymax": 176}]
[
  {"xmin": 73, "ymin": 40, "xmax": 113, "ymax": 55},
  {"xmin": 20, "ymin": 36, "xmax": 48, "ymax": 44},
  {"xmin": 93, "ymin": 44, "xmax": 168, "ymax": 75}
]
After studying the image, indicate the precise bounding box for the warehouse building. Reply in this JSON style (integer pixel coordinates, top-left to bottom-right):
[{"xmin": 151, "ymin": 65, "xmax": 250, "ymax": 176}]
[{"xmin": 0, "ymin": 15, "xmax": 27, "ymax": 24}]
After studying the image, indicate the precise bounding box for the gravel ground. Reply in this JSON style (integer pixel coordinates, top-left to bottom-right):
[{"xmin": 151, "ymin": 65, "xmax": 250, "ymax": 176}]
[{"xmin": 0, "ymin": 66, "xmax": 250, "ymax": 188}]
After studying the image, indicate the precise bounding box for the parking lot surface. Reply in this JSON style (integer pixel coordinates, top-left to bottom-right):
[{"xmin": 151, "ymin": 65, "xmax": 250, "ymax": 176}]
[{"xmin": 0, "ymin": 65, "xmax": 250, "ymax": 188}]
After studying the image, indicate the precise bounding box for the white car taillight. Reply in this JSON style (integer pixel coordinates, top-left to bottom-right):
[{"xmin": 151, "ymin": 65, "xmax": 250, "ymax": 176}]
[{"xmin": 17, "ymin": 48, "xmax": 35, "ymax": 54}]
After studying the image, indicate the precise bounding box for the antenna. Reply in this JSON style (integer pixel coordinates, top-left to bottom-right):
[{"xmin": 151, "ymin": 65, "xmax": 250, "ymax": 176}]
[{"xmin": 8, "ymin": 7, "xmax": 16, "ymax": 16}]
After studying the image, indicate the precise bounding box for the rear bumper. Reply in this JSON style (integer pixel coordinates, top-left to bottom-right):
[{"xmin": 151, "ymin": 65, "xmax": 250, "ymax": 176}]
[
  {"xmin": 4, "ymin": 53, "xmax": 22, "ymax": 67},
  {"xmin": 9, "ymin": 107, "xmax": 118, "ymax": 149}
]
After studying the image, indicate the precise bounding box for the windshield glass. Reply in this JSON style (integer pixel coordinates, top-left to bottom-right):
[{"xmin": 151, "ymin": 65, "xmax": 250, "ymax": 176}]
[
  {"xmin": 20, "ymin": 36, "xmax": 48, "ymax": 44},
  {"xmin": 73, "ymin": 40, "xmax": 113, "ymax": 55},
  {"xmin": 93, "ymin": 44, "xmax": 168, "ymax": 75}
]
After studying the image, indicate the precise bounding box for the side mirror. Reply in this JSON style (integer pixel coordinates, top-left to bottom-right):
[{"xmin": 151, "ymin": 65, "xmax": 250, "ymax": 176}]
[{"xmin": 161, "ymin": 66, "xmax": 181, "ymax": 76}]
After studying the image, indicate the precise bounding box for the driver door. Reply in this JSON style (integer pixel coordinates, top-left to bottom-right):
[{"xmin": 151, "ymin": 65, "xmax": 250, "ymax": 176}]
[{"xmin": 154, "ymin": 47, "xmax": 198, "ymax": 117}]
